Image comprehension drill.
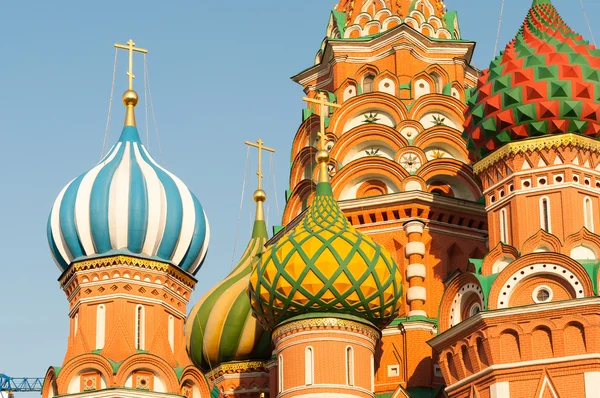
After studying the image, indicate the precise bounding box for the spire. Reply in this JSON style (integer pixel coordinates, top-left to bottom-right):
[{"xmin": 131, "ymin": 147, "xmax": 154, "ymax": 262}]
[
  {"xmin": 245, "ymin": 139, "xmax": 275, "ymax": 238},
  {"xmin": 114, "ymin": 40, "xmax": 148, "ymax": 127}
]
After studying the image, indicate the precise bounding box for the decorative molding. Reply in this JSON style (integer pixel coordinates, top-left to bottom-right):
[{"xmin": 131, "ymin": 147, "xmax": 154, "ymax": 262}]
[
  {"xmin": 272, "ymin": 317, "xmax": 380, "ymax": 343},
  {"xmin": 205, "ymin": 360, "xmax": 270, "ymax": 380},
  {"xmin": 473, "ymin": 134, "xmax": 600, "ymax": 174}
]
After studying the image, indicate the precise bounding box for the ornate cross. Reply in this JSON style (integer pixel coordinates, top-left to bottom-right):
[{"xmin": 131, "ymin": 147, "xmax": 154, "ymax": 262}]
[
  {"xmin": 302, "ymin": 92, "xmax": 341, "ymax": 151},
  {"xmin": 114, "ymin": 40, "xmax": 148, "ymax": 90},
  {"xmin": 244, "ymin": 139, "xmax": 275, "ymax": 190}
]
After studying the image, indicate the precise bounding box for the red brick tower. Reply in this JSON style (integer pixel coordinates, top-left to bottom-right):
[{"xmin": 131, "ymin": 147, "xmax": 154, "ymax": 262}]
[{"xmin": 431, "ymin": 1, "xmax": 600, "ymax": 396}]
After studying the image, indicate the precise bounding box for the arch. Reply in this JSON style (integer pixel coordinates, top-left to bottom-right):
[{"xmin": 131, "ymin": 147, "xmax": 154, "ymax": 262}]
[
  {"xmin": 412, "ymin": 72, "xmax": 435, "ymax": 99},
  {"xmin": 438, "ymin": 273, "xmax": 484, "ymax": 333},
  {"xmin": 408, "ymin": 94, "xmax": 466, "ymax": 130},
  {"xmin": 416, "ymin": 159, "xmax": 482, "ymax": 201},
  {"xmin": 357, "ymin": 180, "xmax": 389, "ymax": 198},
  {"xmin": 290, "ymin": 146, "xmax": 319, "ymax": 187},
  {"xmin": 375, "ymin": 71, "xmax": 399, "ymax": 96},
  {"xmin": 564, "ymin": 322, "xmax": 587, "ymax": 356},
  {"xmin": 480, "ymin": 242, "xmax": 519, "ymax": 276},
  {"xmin": 337, "ymin": 78, "xmax": 359, "ymax": 103},
  {"xmin": 445, "ymin": 351, "xmax": 459, "ymax": 382},
  {"xmin": 584, "ymin": 196, "xmax": 594, "ymax": 232},
  {"xmin": 475, "ymin": 336, "xmax": 489, "ymax": 367},
  {"xmin": 114, "ymin": 354, "xmax": 180, "ymax": 393},
  {"xmin": 412, "ymin": 126, "xmax": 469, "ymax": 162},
  {"xmin": 330, "ymin": 123, "xmax": 407, "ymax": 163},
  {"xmin": 55, "ymin": 354, "xmax": 115, "ymax": 395},
  {"xmin": 282, "ymin": 179, "xmax": 317, "ymax": 225},
  {"xmin": 429, "ymin": 71, "xmax": 443, "ymax": 94},
  {"xmin": 531, "ymin": 327, "xmax": 553, "ymax": 360},
  {"xmin": 539, "ymin": 196, "xmax": 552, "ymax": 233},
  {"xmin": 460, "ymin": 344, "xmax": 474, "ymax": 375},
  {"xmin": 331, "ymin": 157, "xmax": 408, "ymax": 200},
  {"xmin": 521, "ymin": 229, "xmax": 563, "ymax": 255},
  {"xmin": 563, "ymin": 228, "xmax": 600, "ymax": 259},
  {"xmin": 450, "ymin": 81, "xmax": 465, "ymax": 102},
  {"xmin": 499, "ymin": 329, "xmax": 521, "ymax": 363},
  {"xmin": 42, "ymin": 367, "xmax": 59, "ymax": 398},
  {"xmin": 328, "ymin": 92, "xmax": 409, "ymax": 136},
  {"xmin": 178, "ymin": 366, "xmax": 212, "ymax": 398},
  {"xmin": 499, "ymin": 208, "xmax": 509, "ymax": 245},
  {"xmin": 363, "ymin": 74, "xmax": 376, "ymax": 93},
  {"xmin": 487, "ymin": 253, "xmax": 594, "ymax": 310}
]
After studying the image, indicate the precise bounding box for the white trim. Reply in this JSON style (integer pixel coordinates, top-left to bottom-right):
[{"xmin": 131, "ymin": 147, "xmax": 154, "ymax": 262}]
[
  {"xmin": 585, "ymin": 372, "xmax": 600, "ymax": 398},
  {"xmin": 407, "ymin": 286, "xmax": 426, "ymax": 302},
  {"xmin": 275, "ymin": 330, "xmax": 377, "ymax": 352},
  {"xmin": 585, "ymin": 196, "xmax": 594, "ymax": 232},
  {"xmin": 52, "ymin": 388, "xmax": 182, "ymax": 398},
  {"xmin": 405, "ymin": 242, "xmax": 425, "ymax": 257},
  {"xmin": 278, "ymin": 354, "xmax": 284, "ymax": 393},
  {"xmin": 345, "ymin": 346, "xmax": 355, "ymax": 386},
  {"xmin": 168, "ymin": 315, "xmax": 175, "ymax": 352},
  {"xmin": 538, "ymin": 376, "xmax": 558, "ymax": 398},
  {"xmin": 279, "ymin": 385, "xmax": 375, "ymax": 398},
  {"xmin": 500, "ymin": 208, "xmax": 509, "ymax": 244},
  {"xmin": 305, "ymin": 346, "xmax": 314, "ymax": 386},
  {"xmin": 406, "ymin": 263, "xmax": 426, "ymax": 279},
  {"xmin": 68, "ymin": 294, "xmax": 186, "ymax": 318},
  {"xmin": 74, "ymin": 312, "xmax": 78, "ymax": 337},
  {"xmin": 489, "ymin": 382, "xmax": 509, "ymax": 398},
  {"xmin": 446, "ymin": 353, "xmax": 600, "ymax": 393},
  {"xmin": 532, "ymin": 285, "xmax": 553, "ymax": 304},
  {"xmin": 370, "ymin": 355, "xmax": 375, "ymax": 392},
  {"xmin": 96, "ymin": 304, "xmax": 106, "ymax": 350}
]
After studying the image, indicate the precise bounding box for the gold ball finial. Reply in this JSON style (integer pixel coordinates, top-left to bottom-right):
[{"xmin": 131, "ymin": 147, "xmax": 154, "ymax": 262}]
[
  {"xmin": 254, "ymin": 189, "xmax": 267, "ymax": 203},
  {"xmin": 122, "ymin": 90, "xmax": 139, "ymax": 107},
  {"xmin": 316, "ymin": 150, "xmax": 330, "ymax": 164}
]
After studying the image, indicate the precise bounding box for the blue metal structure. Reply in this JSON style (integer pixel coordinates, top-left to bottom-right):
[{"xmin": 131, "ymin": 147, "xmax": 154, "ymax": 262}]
[{"xmin": 0, "ymin": 374, "xmax": 43, "ymax": 392}]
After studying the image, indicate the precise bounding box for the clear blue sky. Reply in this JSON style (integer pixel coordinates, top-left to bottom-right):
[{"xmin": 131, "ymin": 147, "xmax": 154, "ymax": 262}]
[{"xmin": 0, "ymin": 0, "xmax": 598, "ymax": 383}]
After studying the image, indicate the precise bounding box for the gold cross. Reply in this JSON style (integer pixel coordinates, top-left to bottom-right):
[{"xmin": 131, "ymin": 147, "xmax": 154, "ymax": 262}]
[
  {"xmin": 302, "ymin": 92, "xmax": 341, "ymax": 151},
  {"xmin": 245, "ymin": 139, "xmax": 275, "ymax": 190},
  {"xmin": 114, "ymin": 40, "xmax": 148, "ymax": 91}
]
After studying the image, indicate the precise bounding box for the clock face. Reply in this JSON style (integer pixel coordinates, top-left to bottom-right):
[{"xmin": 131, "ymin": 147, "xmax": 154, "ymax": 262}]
[{"xmin": 400, "ymin": 153, "xmax": 422, "ymax": 173}]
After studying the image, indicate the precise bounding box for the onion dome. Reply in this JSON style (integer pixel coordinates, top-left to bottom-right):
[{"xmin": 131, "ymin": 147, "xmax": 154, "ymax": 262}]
[
  {"xmin": 47, "ymin": 90, "xmax": 210, "ymax": 275},
  {"xmin": 248, "ymin": 149, "xmax": 403, "ymax": 330},
  {"xmin": 186, "ymin": 190, "xmax": 270, "ymax": 370},
  {"xmin": 463, "ymin": 0, "xmax": 600, "ymax": 161}
]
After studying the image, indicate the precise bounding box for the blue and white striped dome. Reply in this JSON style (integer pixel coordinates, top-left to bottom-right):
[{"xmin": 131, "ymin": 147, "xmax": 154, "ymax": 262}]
[{"xmin": 47, "ymin": 125, "xmax": 210, "ymax": 275}]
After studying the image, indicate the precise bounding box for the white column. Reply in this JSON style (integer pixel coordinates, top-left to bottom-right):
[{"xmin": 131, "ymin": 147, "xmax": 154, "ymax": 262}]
[{"xmin": 585, "ymin": 372, "xmax": 600, "ymax": 398}]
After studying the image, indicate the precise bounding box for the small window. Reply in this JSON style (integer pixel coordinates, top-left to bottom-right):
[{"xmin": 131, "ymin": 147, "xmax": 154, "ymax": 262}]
[
  {"xmin": 363, "ymin": 75, "xmax": 375, "ymax": 93},
  {"xmin": 540, "ymin": 197, "xmax": 551, "ymax": 232},
  {"xmin": 533, "ymin": 285, "xmax": 553, "ymax": 303},
  {"xmin": 500, "ymin": 208, "xmax": 509, "ymax": 244},
  {"xmin": 470, "ymin": 303, "xmax": 481, "ymax": 317},
  {"xmin": 585, "ymin": 197, "xmax": 594, "ymax": 232},
  {"xmin": 278, "ymin": 355, "xmax": 284, "ymax": 393},
  {"xmin": 430, "ymin": 72, "xmax": 443, "ymax": 94},
  {"xmin": 346, "ymin": 346, "xmax": 355, "ymax": 385},
  {"xmin": 305, "ymin": 347, "xmax": 314, "ymax": 385},
  {"xmin": 135, "ymin": 305, "xmax": 145, "ymax": 350},
  {"xmin": 96, "ymin": 305, "xmax": 106, "ymax": 350}
]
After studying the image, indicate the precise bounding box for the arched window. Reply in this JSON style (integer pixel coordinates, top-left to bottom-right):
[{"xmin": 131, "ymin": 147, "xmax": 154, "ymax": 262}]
[
  {"xmin": 584, "ymin": 197, "xmax": 594, "ymax": 232},
  {"xmin": 305, "ymin": 347, "xmax": 314, "ymax": 385},
  {"xmin": 346, "ymin": 346, "xmax": 355, "ymax": 386},
  {"xmin": 540, "ymin": 197, "xmax": 551, "ymax": 232},
  {"xmin": 430, "ymin": 72, "xmax": 443, "ymax": 94},
  {"xmin": 96, "ymin": 305, "xmax": 105, "ymax": 350},
  {"xmin": 135, "ymin": 305, "xmax": 145, "ymax": 350},
  {"xmin": 363, "ymin": 75, "xmax": 375, "ymax": 94},
  {"xmin": 278, "ymin": 355, "xmax": 284, "ymax": 393},
  {"xmin": 500, "ymin": 208, "xmax": 509, "ymax": 244},
  {"xmin": 74, "ymin": 312, "xmax": 79, "ymax": 337},
  {"xmin": 168, "ymin": 315, "xmax": 175, "ymax": 353}
]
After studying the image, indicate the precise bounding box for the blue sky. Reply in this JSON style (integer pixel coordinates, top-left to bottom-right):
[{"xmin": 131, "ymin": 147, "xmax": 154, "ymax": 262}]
[{"xmin": 0, "ymin": 0, "xmax": 598, "ymax": 383}]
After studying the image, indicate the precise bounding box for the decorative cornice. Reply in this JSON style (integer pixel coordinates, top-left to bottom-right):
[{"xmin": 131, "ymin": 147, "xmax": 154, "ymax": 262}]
[
  {"xmin": 205, "ymin": 360, "xmax": 270, "ymax": 380},
  {"xmin": 60, "ymin": 255, "xmax": 196, "ymax": 288},
  {"xmin": 473, "ymin": 134, "xmax": 600, "ymax": 174},
  {"xmin": 272, "ymin": 317, "xmax": 380, "ymax": 343}
]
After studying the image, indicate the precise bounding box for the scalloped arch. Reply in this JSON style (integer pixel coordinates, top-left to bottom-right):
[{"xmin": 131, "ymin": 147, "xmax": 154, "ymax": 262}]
[
  {"xmin": 416, "ymin": 159, "xmax": 482, "ymax": 200},
  {"xmin": 438, "ymin": 273, "xmax": 484, "ymax": 333},
  {"xmin": 330, "ymin": 123, "xmax": 407, "ymax": 162},
  {"xmin": 114, "ymin": 354, "xmax": 180, "ymax": 392},
  {"xmin": 331, "ymin": 157, "xmax": 409, "ymax": 199},
  {"xmin": 282, "ymin": 179, "xmax": 317, "ymax": 225},
  {"xmin": 55, "ymin": 354, "xmax": 115, "ymax": 395},
  {"xmin": 521, "ymin": 230, "xmax": 563, "ymax": 254}
]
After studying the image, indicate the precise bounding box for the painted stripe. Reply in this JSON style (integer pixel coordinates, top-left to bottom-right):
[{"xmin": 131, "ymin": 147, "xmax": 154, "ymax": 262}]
[
  {"xmin": 188, "ymin": 211, "xmax": 210, "ymax": 275},
  {"xmin": 179, "ymin": 195, "xmax": 208, "ymax": 272},
  {"xmin": 75, "ymin": 143, "xmax": 122, "ymax": 255},
  {"xmin": 47, "ymin": 213, "xmax": 69, "ymax": 270},
  {"xmin": 90, "ymin": 143, "xmax": 126, "ymax": 253},
  {"xmin": 134, "ymin": 144, "xmax": 166, "ymax": 257},
  {"xmin": 127, "ymin": 144, "xmax": 149, "ymax": 253},
  {"xmin": 204, "ymin": 275, "xmax": 249, "ymax": 362},
  {"xmin": 50, "ymin": 179, "xmax": 76, "ymax": 263},
  {"xmin": 59, "ymin": 174, "xmax": 87, "ymax": 259},
  {"xmin": 109, "ymin": 142, "xmax": 131, "ymax": 249},
  {"xmin": 139, "ymin": 146, "xmax": 183, "ymax": 260},
  {"xmin": 222, "ymin": 292, "xmax": 255, "ymax": 361},
  {"xmin": 169, "ymin": 181, "xmax": 195, "ymax": 265}
]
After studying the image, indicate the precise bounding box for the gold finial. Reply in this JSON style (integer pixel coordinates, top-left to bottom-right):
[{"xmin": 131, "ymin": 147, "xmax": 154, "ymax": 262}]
[
  {"xmin": 114, "ymin": 39, "xmax": 148, "ymax": 126},
  {"xmin": 245, "ymin": 138, "xmax": 275, "ymax": 221},
  {"xmin": 302, "ymin": 92, "xmax": 341, "ymax": 182}
]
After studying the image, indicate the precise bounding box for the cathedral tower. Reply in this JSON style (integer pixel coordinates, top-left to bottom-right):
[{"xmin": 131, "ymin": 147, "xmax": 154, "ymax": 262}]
[
  {"xmin": 42, "ymin": 41, "xmax": 212, "ymax": 398},
  {"xmin": 432, "ymin": 1, "xmax": 600, "ymax": 396}
]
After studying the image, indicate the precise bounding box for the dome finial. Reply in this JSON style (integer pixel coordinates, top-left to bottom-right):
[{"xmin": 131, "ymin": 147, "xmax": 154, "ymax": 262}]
[
  {"xmin": 114, "ymin": 40, "xmax": 148, "ymax": 127},
  {"xmin": 302, "ymin": 92, "xmax": 342, "ymax": 184},
  {"xmin": 245, "ymin": 139, "xmax": 275, "ymax": 237}
]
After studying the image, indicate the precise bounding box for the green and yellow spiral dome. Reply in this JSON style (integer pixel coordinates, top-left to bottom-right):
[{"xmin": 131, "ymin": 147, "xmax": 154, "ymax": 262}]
[{"xmin": 248, "ymin": 151, "xmax": 403, "ymax": 330}]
